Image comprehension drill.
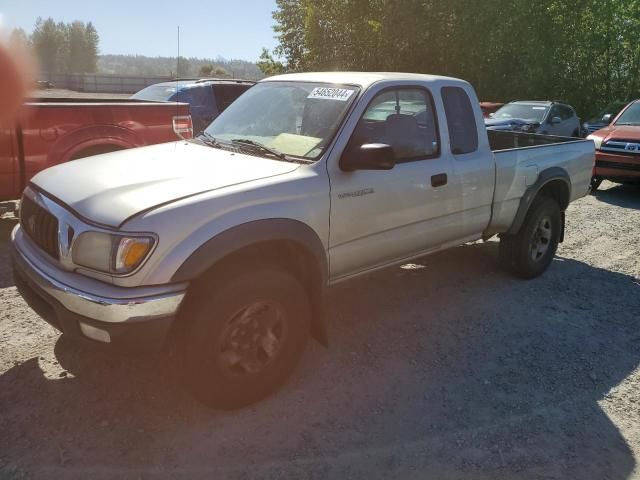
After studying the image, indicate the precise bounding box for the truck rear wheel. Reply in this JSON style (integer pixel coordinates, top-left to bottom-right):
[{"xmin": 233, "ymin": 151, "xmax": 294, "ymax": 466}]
[
  {"xmin": 179, "ymin": 267, "xmax": 311, "ymax": 409},
  {"xmin": 499, "ymin": 196, "xmax": 561, "ymax": 279}
]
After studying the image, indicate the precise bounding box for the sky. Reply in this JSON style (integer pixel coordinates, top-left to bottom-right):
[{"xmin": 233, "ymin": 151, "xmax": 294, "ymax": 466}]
[{"xmin": 0, "ymin": 0, "xmax": 278, "ymax": 61}]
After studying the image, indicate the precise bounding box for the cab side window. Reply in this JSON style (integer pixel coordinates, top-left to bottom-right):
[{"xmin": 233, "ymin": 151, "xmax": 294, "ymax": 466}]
[
  {"xmin": 441, "ymin": 86, "xmax": 478, "ymax": 155},
  {"xmin": 559, "ymin": 105, "xmax": 574, "ymax": 120},
  {"xmin": 548, "ymin": 106, "xmax": 561, "ymax": 122},
  {"xmin": 350, "ymin": 88, "xmax": 439, "ymax": 162}
]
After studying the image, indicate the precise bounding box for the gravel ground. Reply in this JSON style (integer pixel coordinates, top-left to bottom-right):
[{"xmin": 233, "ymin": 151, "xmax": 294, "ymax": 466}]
[{"xmin": 0, "ymin": 181, "xmax": 639, "ymax": 479}]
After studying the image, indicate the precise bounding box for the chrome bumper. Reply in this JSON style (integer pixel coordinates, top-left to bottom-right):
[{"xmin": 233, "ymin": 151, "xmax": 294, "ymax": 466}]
[{"xmin": 12, "ymin": 235, "xmax": 186, "ymax": 324}]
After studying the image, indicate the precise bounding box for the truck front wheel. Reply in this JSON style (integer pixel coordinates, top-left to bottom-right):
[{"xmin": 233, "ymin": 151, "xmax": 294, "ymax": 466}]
[
  {"xmin": 499, "ymin": 196, "xmax": 561, "ymax": 279},
  {"xmin": 179, "ymin": 267, "xmax": 311, "ymax": 409}
]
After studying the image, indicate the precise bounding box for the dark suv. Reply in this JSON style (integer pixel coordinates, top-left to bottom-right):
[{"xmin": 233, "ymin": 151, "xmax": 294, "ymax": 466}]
[
  {"xmin": 132, "ymin": 78, "xmax": 255, "ymax": 135},
  {"xmin": 582, "ymin": 101, "xmax": 629, "ymax": 136}
]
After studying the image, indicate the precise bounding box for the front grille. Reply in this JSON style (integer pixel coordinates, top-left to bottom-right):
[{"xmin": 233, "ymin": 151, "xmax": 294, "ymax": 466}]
[
  {"xmin": 586, "ymin": 125, "xmax": 603, "ymax": 133},
  {"xmin": 600, "ymin": 140, "xmax": 640, "ymax": 157},
  {"xmin": 20, "ymin": 195, "xmax": 60, "ymax": 259}
]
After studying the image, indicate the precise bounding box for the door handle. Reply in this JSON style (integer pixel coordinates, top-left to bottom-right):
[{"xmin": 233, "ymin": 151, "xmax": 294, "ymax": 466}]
[{"xmin": 431, "ymin": 173, "xmax": 447, "ymax": 187}]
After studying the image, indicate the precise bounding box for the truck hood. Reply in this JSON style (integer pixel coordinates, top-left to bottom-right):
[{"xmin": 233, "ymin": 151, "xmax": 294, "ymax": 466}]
[
  {"xmin": 588, "ymin": 124, "xmax": 640, "ymax": 142},
  {"xmin": 30, "ymin": 141, "xmax": 299, "ymax": 227},
  {"xmin": 485, "ymin": 118, "xmax": 540, "ymax": 130}
]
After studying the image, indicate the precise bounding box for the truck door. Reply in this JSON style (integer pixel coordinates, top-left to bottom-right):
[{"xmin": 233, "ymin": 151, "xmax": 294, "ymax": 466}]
[
  {"xmin": 328, "ymin": 86, "xmax": 460, "ymax": 279},
  {"xmin": 440, "ymin": 86, "xmax": 494, "ymax": 238}
]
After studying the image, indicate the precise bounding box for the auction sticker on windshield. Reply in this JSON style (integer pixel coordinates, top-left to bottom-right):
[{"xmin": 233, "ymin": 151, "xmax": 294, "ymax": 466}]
[{"xmin": 308, "ymin": 87, "xmax": 355, "ymax": 101}]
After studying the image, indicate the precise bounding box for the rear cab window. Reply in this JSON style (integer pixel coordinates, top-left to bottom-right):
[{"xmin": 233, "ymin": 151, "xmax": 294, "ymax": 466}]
[
  {"xmin": 441, "ymin": 86, "xmax": 478, "ymax": 155},
  {"xmin": 131, "ymin": 85, "xmax": 177, "ymax": 102},
  {"xmin": 212, "ymin": 84, "xmax": 253, "ymax": 113}
]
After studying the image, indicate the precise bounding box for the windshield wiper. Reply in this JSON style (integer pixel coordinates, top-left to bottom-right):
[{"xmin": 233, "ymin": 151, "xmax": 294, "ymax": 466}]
[
  {"xmin": 616, "ymin": 122, "xmax": 640, "ymax": 126},
  {"xmin": 198, "ymin": 132, "xmax": 221, "ymax": 147},
  {"xmin": 230, "ymin": 138, "xmax": 286, "ymax": 160}
]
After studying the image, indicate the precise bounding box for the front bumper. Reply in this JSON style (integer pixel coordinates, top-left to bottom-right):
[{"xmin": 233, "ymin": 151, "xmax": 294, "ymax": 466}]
[
  {"xmin": 594, "ymin": 151, "xmax": 640, "ymax": 180},
  {"xmin": 11, "ymin": 235, "xmax": 186, "ymax": 352}
]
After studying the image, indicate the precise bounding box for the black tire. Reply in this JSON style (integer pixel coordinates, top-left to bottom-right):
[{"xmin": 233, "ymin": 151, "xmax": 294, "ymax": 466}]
[
  {"xmin": 590, "ymin": 176, "xmax": 603, "ymax": 191},
  {"xmin": 499, "ymin": 196, "xmax": 561, "ymax": 279},
  {"xmin": 179, "ymin": 267, "xmax": 311, "ymax": 409},
  {"xmin": 572, "ymin": 128, "xmax": 580, "ymax": 138}
]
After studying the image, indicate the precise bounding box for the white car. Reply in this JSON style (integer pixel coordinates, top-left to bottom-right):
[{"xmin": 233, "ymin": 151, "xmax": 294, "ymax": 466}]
[
  {"xmin": 12, "ymin": 72, "xmax": 594, "ymax": 408},
  {"xmin": 486, "ymin": 101, "xmax": 582, "ymax": 137}
]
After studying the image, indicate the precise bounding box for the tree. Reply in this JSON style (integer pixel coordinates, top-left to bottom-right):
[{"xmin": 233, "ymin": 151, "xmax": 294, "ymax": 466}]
[
  {"xmin": 83, "ymin": 22, "xmax": 99, "ymax": 73},
  {"xmin": 199, "ymin": 64, "xmax": 214, "ymax": 76},
  {"xmin": 30, "ymin": 17, "xmax": 100, "ymax": 73},
  {"xmin": 176, "ymin": 56, "xmax": 191, "ymax": 77},
  {"xmin": 66, "ymin": 21, "xmax": 87, "ymax": 72},
  {"xmin": 257, "ymin": 48, "xmax": 285, "ymax": 76},
  {"xmin": 8, "ymin": 28, "xmax": 29, "ymax": 49},
  {"xmin": 31, "ymin": 17, "xmax": 66, "ymax": 73},
  {"xmin": 267, "ymin": 0, "xmax": 640, "ymax": 118},
  {"xmin": 272, "ymin": 0, "xmax": 308, "ymax": 71}
]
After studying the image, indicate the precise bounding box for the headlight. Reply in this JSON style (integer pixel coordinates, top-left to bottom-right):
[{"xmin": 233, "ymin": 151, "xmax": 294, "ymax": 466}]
[
  {"xmin": 72, "ymin": 232, "xmax": 155, "ymax": 274},
  {"xmin": 586, "ymin": 134, "xmax": 603, "ymax": 150}
]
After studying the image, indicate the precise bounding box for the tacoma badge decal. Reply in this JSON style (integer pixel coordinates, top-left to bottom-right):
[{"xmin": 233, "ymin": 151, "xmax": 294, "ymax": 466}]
[{"xmin": 338, "ymin": 188, "xmax": 375, "ymax": 199}]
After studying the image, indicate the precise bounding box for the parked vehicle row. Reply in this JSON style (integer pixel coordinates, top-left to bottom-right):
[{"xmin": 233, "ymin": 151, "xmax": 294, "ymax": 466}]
[
  {"xmin": 485, "ymin": 101, "xmax": 582, "ymax": 137},
  {"xmin": 588, "ymin": 99, "xmax": 640, "ymax": 189},
  {"xmin": 131, "ymin": 78, "xmax": 255, "ymax": 136},
  {"xmin": 11, "ymin": 72, "xmax": 595, "ymax": 408},
  {"xmin": 582, "ymin": 101, "xmax": 629, "ymax": 135}
]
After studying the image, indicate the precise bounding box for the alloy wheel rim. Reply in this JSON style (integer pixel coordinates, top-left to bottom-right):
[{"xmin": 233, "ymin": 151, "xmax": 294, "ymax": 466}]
[
  {"xmin": 530, "ymin": 215, "xmax": 552, "ymax": 262},
  {"xmin": 217, "ymin": 300, "xmax": 287, "ymax": 376}
]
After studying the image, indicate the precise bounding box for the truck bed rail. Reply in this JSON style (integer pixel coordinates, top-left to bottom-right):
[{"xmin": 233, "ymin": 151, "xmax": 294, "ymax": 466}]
[{"xmin": 489, "ymin": 130, "xmax": 583, "ymax": 152}]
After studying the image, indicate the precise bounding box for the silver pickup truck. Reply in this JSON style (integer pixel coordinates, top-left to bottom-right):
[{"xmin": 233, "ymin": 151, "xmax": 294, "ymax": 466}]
[{"xmin": 11, "ymin": 72, "xmax": 594, "ymax": 408}]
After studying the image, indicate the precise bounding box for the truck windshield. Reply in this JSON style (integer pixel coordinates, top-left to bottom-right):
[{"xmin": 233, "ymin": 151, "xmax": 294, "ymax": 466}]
[
  {"xmin": 204, "ymin": 81, "xmax": 359, "ymax": 160},
  {"xmin": 592, "ymin": 101, "xmax": 627, "ymax": 121},
  {"xmin": 615, "ymin": 102, "xmax": 640, "ymax": 125},
  {"xmin": 492, "ymin": 104, "xmax": 548, "ymax": 122}
]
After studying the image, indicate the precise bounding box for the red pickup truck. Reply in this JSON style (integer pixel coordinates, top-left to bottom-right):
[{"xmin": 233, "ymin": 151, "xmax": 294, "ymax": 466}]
[
  {"xmin": 588, "ymin": 99, "xmax": 640, "ymax": 190},
  {"xmin": 0, "ymin": 98, "xmax": 192, "ymax": 201}
]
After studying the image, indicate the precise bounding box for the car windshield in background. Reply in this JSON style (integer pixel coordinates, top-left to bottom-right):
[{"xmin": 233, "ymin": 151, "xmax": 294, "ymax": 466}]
[
  {"xmin": 593, "ymin": 101, "xmax": 628, "ymax": 121},
  {"xmin": 131, "ymin": 85, "xmax": 178, "ymax": 102},
  {"xmin": 614, "ymin": 102, "xmax": 640, "ymax": 125},
  {"xmin": 204, "ymin": 81, "xmax": 359, "ymax": 160},
  {"xmin": 492, "ymin": 104, "xmax": 548, "ymax": 122}
]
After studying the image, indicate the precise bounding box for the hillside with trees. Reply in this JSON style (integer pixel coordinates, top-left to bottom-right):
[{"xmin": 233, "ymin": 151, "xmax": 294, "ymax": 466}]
[
  {"xmin": 10, "ymin": 18, "xmax": 262, "ymax": 80},
  {"xmin": 261, "ymin": 0, "xmax": 640, "ymax": 118},
  {"xmin": 98, "ymin": 54, "xmax": 263, "ymax": 79}
]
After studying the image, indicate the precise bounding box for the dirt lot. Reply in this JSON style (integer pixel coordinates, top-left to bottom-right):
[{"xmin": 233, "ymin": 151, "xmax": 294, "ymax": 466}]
[{"xmin": 1, "ymin": 181, "xmax": 639, "ymax": 479}]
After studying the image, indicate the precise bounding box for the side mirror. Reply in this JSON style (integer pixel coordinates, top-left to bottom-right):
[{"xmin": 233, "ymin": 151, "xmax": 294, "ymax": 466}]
[
  {"xmin": 340, "ymin": 143, "xmax": 395, "ymax": 172},
  {"xmin": 550, "ymin": 116, "xmax": 562, "ymax": 125},
  {"xmin": 602, "ymin": 113, "xmax": 613, "ymax": 124}
]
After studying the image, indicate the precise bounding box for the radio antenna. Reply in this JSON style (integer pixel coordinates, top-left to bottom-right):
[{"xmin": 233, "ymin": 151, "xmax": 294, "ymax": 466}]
[{"xmin": 176, "ymin": 25, "xmax": 180, "ymax": 118}]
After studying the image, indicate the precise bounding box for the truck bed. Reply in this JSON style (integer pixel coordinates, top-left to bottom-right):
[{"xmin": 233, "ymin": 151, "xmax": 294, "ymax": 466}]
[
  {"xmin": 488, "ymin": 130, "xmax": 582, "ymax": 151},
  {"xmin": 25, "ymin": 97, "xmax": 188, "ymax": 106},
  {"xmin": 487, "ymin": 130, "xmax": 594, "ymax": 235}
]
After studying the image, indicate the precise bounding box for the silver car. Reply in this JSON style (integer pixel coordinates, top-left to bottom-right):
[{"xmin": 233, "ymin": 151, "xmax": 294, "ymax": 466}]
[{"xmin": 486, "ymin": 101, "xmax": 582, "ymax": 137}]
